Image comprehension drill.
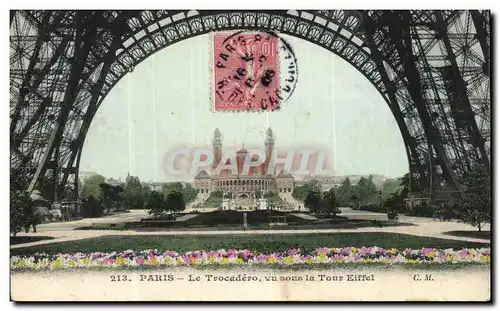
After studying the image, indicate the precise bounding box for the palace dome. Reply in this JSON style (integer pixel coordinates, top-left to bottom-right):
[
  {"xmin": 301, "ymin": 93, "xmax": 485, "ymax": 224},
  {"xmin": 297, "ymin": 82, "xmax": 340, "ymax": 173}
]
[
  {"xmin": 195, "ymin": 170, "xmax": 211, "ymax": 179},
  {"xmin": 237, "ymin": 146, "xmax": 247, "ymax": 154}
]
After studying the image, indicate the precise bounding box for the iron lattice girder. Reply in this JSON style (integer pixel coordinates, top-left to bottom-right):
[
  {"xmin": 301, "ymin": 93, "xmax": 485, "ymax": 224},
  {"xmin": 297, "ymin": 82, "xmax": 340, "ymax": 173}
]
[
  {"xmin": 360, "ymin": 11, "xmax": 427, "ymax": 183},
  {"xmin": 10, "ymin": 11, "xmax": 75, "ymax": 175},
  {"xmin": 425, "ymin": 11, "xmax": 489, "ymax": 171},
  {"xmin": 9, "ymin": 10, "xmax": 490, "ymax": 199},
  {"xmin": 363, "ymin": 10, "xmax": 490, "ymax": 184}
]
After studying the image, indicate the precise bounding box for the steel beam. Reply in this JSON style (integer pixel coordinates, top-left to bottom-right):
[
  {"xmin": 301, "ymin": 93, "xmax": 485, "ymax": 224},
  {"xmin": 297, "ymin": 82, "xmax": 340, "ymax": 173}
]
[
  {"xmin": 434, "ymin": 11, "xmax": 489, "ymax": 171},
  {"xmin": 28, "ymin": 12, "xmax": 98, "ymax": 195}
]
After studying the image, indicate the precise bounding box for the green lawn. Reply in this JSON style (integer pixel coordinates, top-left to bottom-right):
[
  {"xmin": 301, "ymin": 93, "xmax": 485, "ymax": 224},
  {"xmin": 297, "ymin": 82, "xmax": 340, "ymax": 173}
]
[
  {"xmin": 10, "ymin": 236, "xmax": 54, "ymax": 245},
  {"xmin": 76, "ymin": 219, "xmax": 415, "ymax": 231},
  {"xmin": 10, "ymin": 233, "xmax": 489, "ymax": 256},
  {"xmin": 156, "ymin": 210, "xmax": 312, "ymax": 225},
  {"xmin": 443, "ymin": 230, "xmax": 491, "ymax": 240},
  {"xmin": 85, "ymin": 210, "xmax": 413, "ymax": 231}
]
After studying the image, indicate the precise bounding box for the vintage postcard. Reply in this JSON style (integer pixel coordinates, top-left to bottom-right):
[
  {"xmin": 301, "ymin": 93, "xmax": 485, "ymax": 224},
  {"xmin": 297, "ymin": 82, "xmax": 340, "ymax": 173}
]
[{"xmin": 9, "ymin": 9, "xmax": 491, "ymax": 302}]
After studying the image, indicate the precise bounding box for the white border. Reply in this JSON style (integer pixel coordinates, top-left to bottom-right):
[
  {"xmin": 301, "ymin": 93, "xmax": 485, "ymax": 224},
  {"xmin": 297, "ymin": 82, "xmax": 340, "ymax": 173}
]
[{"xmin": 5, "ymin": 1, "xmax": 500, "ymax": 10}]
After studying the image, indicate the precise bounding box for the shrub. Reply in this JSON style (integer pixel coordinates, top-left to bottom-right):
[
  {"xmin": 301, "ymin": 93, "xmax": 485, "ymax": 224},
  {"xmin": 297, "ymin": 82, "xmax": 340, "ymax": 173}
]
[
  {"xmin": 81, "ymin": 196, "xmax": 104, "ymax": 218},
  {"xmin": 10, "ymin": 190, "xmax": 40, "ymax": 235},
  {"xmin": 10, "ymin": 192, "xmax": 26, "ymax": 236},
  {"xmin": 453, "ymin": 165, "xmax": 490, "ymax": 231},
  {"xmin": 387, "ymin": 211, "xmax": 398, "ymax": 220},
  {"xmin": 359, "ymin": 204, "xmax": 384, "ymax": 213},
  {"xmin": 147, "ymin": 191, "xmax": 167, "ymax": 219},
  {"xmin": 370, "ymin": 220, "xmax": 385, "ymax": 227},
  {"xmin": 153, "ymin": 213, "xmax": 177, "ymax": 221},
  {"xmin": 435, "ymin": 204, "xmax": 455, "ymax": 221},
  {"xmin": 406, "ymin": 203, "xmax": 436, "ymax": 218}
]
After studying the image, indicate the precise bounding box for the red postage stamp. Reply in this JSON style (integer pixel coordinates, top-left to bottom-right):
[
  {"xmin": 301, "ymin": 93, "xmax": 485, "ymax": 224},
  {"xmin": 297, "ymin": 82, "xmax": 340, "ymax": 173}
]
[{"xmin": 212, "ymin": 32, "xmax": 281, "ymax": 112}]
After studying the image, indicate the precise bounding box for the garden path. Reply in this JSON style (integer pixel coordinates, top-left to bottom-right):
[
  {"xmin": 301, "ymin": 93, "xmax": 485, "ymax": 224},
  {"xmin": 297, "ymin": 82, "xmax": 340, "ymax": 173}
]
[{"xmin": 11, "ymin": 208, "xmax": 490, "ymax": 250}]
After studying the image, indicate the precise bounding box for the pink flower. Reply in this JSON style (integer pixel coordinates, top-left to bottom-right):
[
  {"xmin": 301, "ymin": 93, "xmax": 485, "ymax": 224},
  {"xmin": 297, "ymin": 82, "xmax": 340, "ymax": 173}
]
[
  {"xmin": 359, "ymin": 247, "xmax": 372, "ymax": 255},
  {"xmin": 136, "ymin": 257, "xmax": 144, "ymax": 265},
  {"xmin": 256, "ymin": 254, "xmax": 268, "ymax": 261},
  {"xmin": 104, "ymin": 258, "xmax": 114, "ymax": 265},
  {"xmin": 421, "ymin": 248, "xmax": 435, "ymax": 255},
  {"xmin": 352, "ymin": 254, "xmax": 362, "ymax": 261},
  {"xmin": 182, "ymin": 255, "xmax": 192, "ymax": 265},
  {"xmin": 316, "ymin": 248, "xmax": 329, "ymax": 254},
  {"xmin": 164, "ymin": 251, "xmax": 177, "ymax": 257},
  {"xmin": 457, "ymin": 250, "xmax": 469, "ymax": 259},
  {"xmin": 403, "ymin": 248, "xmax": 413, "ymax": 256},
  {"xmin": 341, "ymin": 247, "xmax": 352, "ymax": 254}
]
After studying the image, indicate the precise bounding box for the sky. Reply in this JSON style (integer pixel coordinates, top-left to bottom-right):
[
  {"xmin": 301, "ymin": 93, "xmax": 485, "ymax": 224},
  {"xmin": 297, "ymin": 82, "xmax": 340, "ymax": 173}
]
[{"xmin": 80, "ymin": 33, "xmax": 409, "ymax": 182}]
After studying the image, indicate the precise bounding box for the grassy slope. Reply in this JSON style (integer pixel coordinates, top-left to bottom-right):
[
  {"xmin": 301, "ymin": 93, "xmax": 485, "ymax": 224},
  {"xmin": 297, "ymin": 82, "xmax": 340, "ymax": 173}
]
[
  {"xmin": 10, "ymin": 236, "xmax": 54, "ymax": 245},
  {"xmin": 443, "ymin": 231, "xmax": 491, "ymax": 240},
  {"xmin": 11, "ymin": 232, "xmax": 489, "ymax": 256}
]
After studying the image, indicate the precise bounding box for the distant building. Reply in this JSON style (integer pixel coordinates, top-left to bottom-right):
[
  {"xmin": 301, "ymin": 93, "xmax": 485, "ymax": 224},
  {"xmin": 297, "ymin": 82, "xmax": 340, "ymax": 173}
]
[
  {"xmin": 146, "ymin": 182, "xmax": 164, "ymax": 192},
  {"xmin": 194, "ymin": 128, "xmax": 295, "ymax": 201},
  {"xmin": 302, "ymin": 174, "xmax": 389, "ymax": 191},
  {"xmin": 145, "ymin": 181, "xmax": 194, "ymax": 192},
  {"xmin": 78, "ymin": 171, "xmax": 100, "ymax": 182}
]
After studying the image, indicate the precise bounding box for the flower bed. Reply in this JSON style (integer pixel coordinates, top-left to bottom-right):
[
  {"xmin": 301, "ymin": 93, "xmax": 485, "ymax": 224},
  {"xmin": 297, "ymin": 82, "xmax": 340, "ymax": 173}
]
[{"xmin": 11, "ymin": 247, "xmax": 490, "ymax": 271}]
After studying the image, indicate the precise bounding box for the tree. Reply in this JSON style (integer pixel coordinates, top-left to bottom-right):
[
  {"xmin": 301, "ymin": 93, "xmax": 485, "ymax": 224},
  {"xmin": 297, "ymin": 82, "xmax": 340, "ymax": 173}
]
[
  {"xmin": 162, "ymin": 182, "xmax": 183, "ymax": 197},
  {"xmin": 10, "ymin": 190, "xmax": 31, "ymax": 236},
  {"xmin": 17, "ymin": 192, "xmax": 40, "ymax": 233},
  {"xmin": 10, "ymin": 165, "xmax": 40, "ymax": 234},
  {"xmin": 321, "ymin": 188, "xmax": 339, "ymax": 215},
  {"xmin": 382, "ymin": 173, "xmax": 413, "ymax": 212},
  {"xmin": 292, "ymin": 185, "xmax": 306, "ymax": 201},
  {"xmin": 352, "ymin": 176, "xmax": 378, "ymax": 206},
  {"xmin": 166, "ymin": 190, "xmax": 186, "ymax": 214},
  {"xmin": 454, "ymin": 165, "xmax": 491, "ymax": 232},
  {"xmin": 350, "ymin": 194, "xmax": 359, "ymax": 209},
  {"xmin": 181, "ymin": 184, "xmax": 197, "ymax": 205},
  {"xmin": 100, "ymin": 183, "xmax": 123, "ymax": 214},
  {"xmin": 380, "ymin": 178, "xmax": 403, "ymax": 201},
  {"xmin": 335, "ymin": 178, "xmax": 353, "ymax": 206},
  {"xmin": 400, "ymin": 172, "xmax": 423, "ymax": 194},
  {"xmin": 293, "ymin": 179, "xmax": 322, "ymax": 201},
  {"xmin": 147, "ymin": 191, "xmax": 167, "ymax": 218},
  {"xmin": 141, "ymin": 186, "xmax": 152, "ymax": 208},
  {"xmin": 304, "ymin": 190, "xmax": 322, "ymax": 213},
  {"xmin": 121, "ymin": 175, "xmax": 148, "ymax": 209},
  {"xmin": 81, "ymin": 174, "xmax": 106, "ymax": 200}
]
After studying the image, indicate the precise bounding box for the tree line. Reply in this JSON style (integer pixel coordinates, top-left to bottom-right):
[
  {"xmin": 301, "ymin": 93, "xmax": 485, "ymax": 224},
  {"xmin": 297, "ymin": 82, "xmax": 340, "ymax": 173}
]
[
  {"xmin": 80, "ymin": 174, "xmax": 197, "ymax": 218},
  {"xmin": 10, "ymin": 172, "xmax": 200, "ymax": 236},
  {"xmin": 292, "ymin": 167, "xmax": 491, "ymax": 232},
  {"xmin": 293, "ymin": 176, "xmax": 394, "ymax": 213}
]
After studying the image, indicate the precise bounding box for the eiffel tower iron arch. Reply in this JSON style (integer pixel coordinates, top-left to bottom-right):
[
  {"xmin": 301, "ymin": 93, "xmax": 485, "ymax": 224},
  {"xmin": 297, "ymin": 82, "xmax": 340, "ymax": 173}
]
[{"xmin": 10, "ymin": 10, "xmax": 490, "ymax": 201}]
